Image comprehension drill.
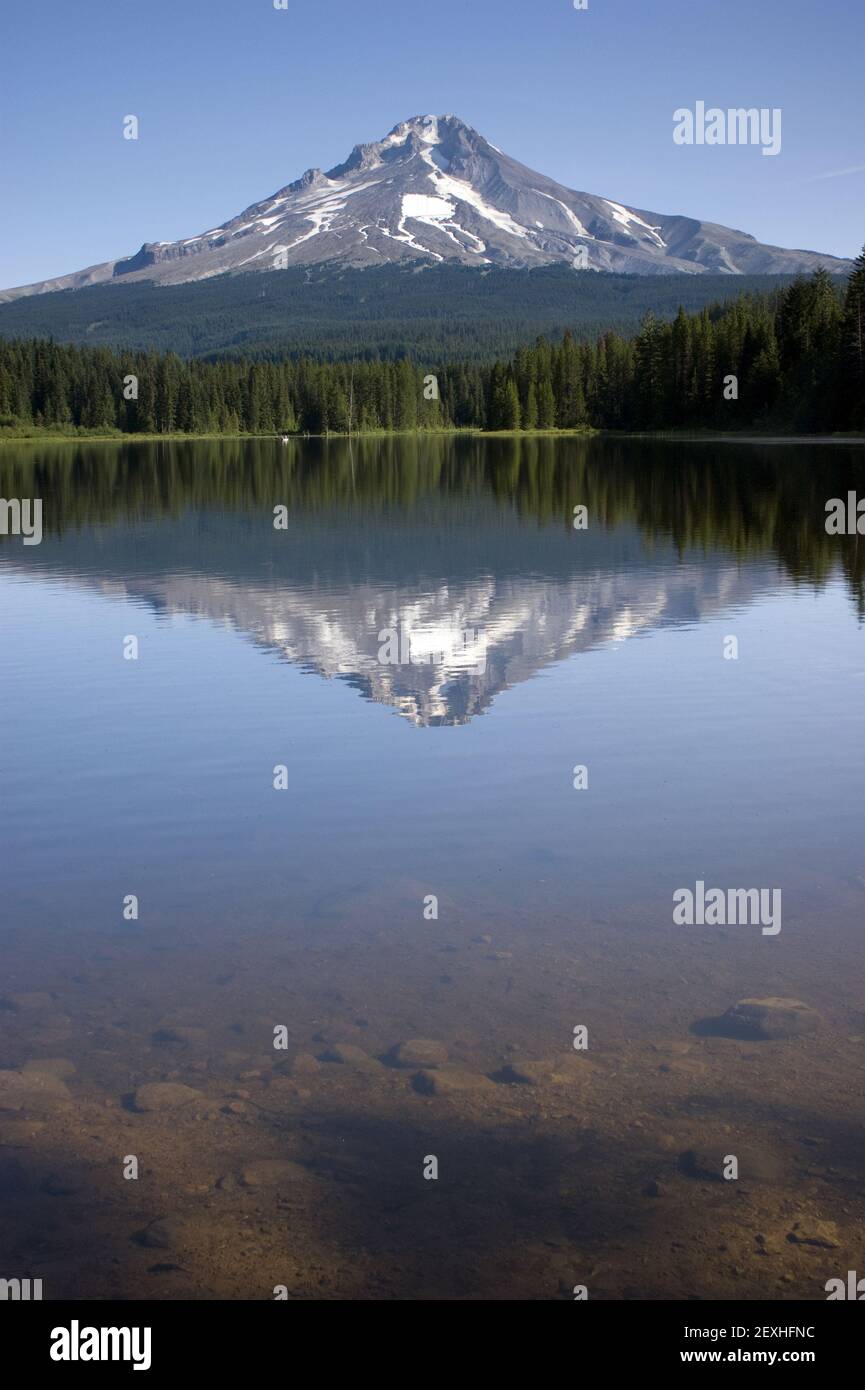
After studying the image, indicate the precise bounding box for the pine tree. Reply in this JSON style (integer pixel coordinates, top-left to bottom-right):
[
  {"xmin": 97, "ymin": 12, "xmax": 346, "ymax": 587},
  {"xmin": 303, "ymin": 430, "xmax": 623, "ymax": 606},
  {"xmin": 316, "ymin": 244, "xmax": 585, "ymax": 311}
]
[
  {"xmin": 503, "ymin": 377, "xmax": 521, "ymax": 430},
  {"xmin": 535, "ymin": 377, "xmax": 555, "ymax": 429},
  {"xmin": 841, "ymin": 243, "xmax": 865, "ymax": 429},
  {"xmin": 523, "ymin": 381, "xmax": 538, "ymax": 430},
  {"xmin": 634, "ymin": 313, "xmax": 664, "ymax": 427}
]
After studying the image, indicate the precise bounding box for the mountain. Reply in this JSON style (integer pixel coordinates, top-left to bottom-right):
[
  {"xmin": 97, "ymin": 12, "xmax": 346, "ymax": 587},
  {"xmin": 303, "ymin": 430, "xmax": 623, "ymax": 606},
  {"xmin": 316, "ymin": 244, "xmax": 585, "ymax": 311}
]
[{"xmin": 0, "ymin": 115, "xmax": 850, "ymax": 304}]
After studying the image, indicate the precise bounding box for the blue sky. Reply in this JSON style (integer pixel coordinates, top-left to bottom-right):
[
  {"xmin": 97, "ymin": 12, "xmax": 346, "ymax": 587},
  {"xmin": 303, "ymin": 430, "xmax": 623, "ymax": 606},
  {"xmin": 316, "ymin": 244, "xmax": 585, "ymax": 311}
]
[{"xmin": 2, "ymin": 0, "xmax": 862, "ymax": 287}]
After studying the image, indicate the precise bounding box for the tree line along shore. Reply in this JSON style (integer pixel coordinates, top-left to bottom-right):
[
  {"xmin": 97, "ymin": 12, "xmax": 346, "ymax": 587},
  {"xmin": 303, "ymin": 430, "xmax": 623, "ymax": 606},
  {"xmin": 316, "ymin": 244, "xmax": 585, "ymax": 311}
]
[{"xmin": 1, "ymin": 248, "xmax": 863, "ymax": 440}]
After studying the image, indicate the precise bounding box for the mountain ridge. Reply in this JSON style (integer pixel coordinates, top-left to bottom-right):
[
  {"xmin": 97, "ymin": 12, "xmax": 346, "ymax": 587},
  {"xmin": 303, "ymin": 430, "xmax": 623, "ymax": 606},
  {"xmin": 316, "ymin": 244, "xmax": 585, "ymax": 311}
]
[
  {"xmin": 0, "ymin": 265, "xmax": 825, "ymax": 362},
  {"xmin": 0, "ymin": 114, "xmax": 851, "ymax": 303}
]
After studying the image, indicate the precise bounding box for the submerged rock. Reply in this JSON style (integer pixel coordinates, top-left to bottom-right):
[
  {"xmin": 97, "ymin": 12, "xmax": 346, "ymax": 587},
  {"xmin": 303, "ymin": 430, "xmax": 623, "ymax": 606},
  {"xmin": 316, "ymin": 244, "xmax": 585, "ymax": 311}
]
[
  {"xmin": 491, "ymin": 1057, "xmax": 584, "ymax": 1086},
  {"xmin": 0, "ymin": 1118, "xmax": 46, "ymax": 1143},
  {"xmin": 22, "ymin": 1058, "xmax": 77, "ymax": 1079},
  {"xmin": 412, "ymin": 1067, "xmax": 493, "ymax": 1097},
  {"xmin": 658, "ymin": 1057, "xmax": 709, "ymax": 1077},
  {"xmin": 273, "ymin": 1051, "xmax": 320, "ymax": 1079},
  {"xmin": 492, "ymin": 1060, "xmax": 549, "ymax": 1086},
  {"xmin": 650, "ymin": 1041, "xmax": 693, "ymax": 1057},
  {"xmin": 722, "ymin": 998, "xmax": 821, "ymax": 1040},
  {"xmin": 132, "ymin": 1082, "xmax": 204, "ymax": 1112},
  {"xmin": 316, "ymin": 1044, "xmax": 379, "ymax": 1072},
  {"xmin": 390, "ymin": 1039, "xmax": 449, "ymax": 1069},
  {"xmin": 136, "ymin": 1217, "xmax": 189, "ymax": 1250},
  {"xmin": 0, "ymin": 1069, "xmax": 71, "ymax": 1113},
  {"xmin": 240, "ymin": 1159, "xmax": 311, "ymax": 1190},
  {"xmin": 787, "ymin": 1221, "xmax": 841, "ymax": 1249},
  {"xmin": 679, "ymin": 1143, "xmax": 785, "ymax": 1185},
  {"xmin": 679, "ymin": 1149, "xmax": 726, "ymax": 1182}
]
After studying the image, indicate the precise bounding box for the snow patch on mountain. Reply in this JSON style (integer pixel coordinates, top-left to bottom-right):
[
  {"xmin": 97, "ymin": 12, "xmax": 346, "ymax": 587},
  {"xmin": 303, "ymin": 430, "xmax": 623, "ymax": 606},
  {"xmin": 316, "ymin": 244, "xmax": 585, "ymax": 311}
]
[
  {"xmin": 532, "ymin": 190, "xmax": 591, "ymax": 238},
  {"xmin": 420, "ymin": 148, "xmax": 528, "ymax": 240},
  {"xmin": 603, "ymin": 200, "xmax": 666, "ymax": 247},
  {"xmin": 402, "ymin": 194, "xmax": 456, "ymax": 222}
]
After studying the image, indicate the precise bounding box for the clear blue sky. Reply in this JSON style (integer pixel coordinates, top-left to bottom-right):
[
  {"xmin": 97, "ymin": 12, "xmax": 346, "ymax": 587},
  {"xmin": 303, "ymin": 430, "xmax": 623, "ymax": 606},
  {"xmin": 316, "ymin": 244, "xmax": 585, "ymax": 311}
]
[{"xmin": 2, "ymin": 0, "xmax": 862, "ymax": 288}]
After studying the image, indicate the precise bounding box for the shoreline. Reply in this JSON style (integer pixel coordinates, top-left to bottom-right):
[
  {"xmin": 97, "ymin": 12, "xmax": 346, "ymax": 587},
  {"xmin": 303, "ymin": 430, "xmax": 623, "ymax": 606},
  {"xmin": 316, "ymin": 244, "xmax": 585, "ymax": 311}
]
[{"xmin": 2, "ymin": 427, "xmax": 864, "ymax": 447}]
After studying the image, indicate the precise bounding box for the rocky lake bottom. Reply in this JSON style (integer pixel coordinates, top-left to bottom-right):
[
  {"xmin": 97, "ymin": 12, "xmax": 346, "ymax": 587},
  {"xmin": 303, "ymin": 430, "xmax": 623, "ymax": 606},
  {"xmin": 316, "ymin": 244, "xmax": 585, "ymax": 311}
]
[{"xmin": 2, "ymin": 878, "xmax": 864, "ymax": 1301}]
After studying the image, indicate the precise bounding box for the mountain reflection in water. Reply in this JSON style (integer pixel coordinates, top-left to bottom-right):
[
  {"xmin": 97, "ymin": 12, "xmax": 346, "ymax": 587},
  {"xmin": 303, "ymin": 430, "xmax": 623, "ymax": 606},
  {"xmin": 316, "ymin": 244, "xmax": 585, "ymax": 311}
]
[{"xmin": 2, "ymin": 435, "xmax": 863, "ymax": 726}]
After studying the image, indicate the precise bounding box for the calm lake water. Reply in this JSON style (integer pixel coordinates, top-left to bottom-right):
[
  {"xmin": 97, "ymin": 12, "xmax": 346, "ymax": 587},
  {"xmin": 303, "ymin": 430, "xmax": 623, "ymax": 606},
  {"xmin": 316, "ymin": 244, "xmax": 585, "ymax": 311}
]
[{"xmin": 1, "ymin": 435, "xmax": 865, "ymax": 1300}]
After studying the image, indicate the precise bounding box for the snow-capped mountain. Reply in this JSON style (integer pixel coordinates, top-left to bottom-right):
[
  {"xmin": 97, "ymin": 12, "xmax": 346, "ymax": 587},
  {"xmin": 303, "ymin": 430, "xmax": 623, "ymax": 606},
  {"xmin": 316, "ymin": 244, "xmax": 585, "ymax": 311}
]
[{"xmin": 0, "ymin": 114, "xmax": 849, "ymax": 303}]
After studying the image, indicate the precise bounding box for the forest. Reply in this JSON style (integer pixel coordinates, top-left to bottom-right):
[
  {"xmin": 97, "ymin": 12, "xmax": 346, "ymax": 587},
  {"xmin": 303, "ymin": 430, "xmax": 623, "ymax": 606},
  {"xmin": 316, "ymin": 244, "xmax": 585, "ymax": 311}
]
[
  {"xmin": 0, "ymin": 264, "xmax": 808, "ymax": 361},
  {"xmin": 0, "ymin": 249, "xmax": 862, "ymax": 437}
]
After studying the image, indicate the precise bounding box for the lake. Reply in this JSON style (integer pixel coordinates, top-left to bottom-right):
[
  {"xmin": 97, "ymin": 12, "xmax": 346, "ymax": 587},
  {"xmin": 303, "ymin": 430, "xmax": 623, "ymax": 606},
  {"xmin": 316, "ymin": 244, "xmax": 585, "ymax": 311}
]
[{"xmin": 1, "ymin": 434, "xmax": 864, "ymax": 1300}]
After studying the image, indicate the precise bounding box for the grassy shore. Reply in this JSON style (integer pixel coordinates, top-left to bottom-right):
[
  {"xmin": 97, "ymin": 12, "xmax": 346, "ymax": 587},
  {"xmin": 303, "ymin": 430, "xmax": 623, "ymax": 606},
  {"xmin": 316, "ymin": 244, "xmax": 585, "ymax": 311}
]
[
  {"xmin": 1, "ymin": 425, "xmax": 862, "ymax": 446},
  {"xmin": 0, "ymin": 426, "xmax": 596, "ymax": 444}
]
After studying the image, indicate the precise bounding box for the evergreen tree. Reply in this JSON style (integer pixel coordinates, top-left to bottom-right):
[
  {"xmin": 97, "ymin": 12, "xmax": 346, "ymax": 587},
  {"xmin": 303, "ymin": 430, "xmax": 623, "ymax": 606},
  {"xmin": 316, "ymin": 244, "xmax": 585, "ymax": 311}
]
[{"xmin": 841, "ymin": 243, "xmax": 865, "ymax": 429}]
